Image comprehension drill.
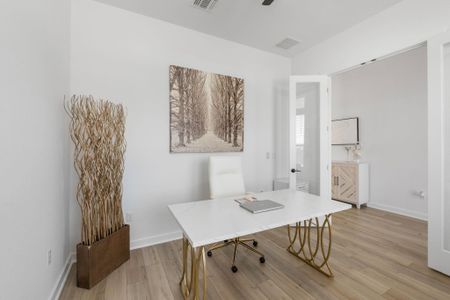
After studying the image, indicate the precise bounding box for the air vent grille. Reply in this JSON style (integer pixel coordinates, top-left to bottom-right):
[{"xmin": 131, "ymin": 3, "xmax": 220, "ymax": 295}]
[
  {"xmin": 276, "ymin": 38, "xmax": 300, "ymax": 50},
  {"xmin": 193, "ymin": 0, "xmax": 218, "ymax": 10}
]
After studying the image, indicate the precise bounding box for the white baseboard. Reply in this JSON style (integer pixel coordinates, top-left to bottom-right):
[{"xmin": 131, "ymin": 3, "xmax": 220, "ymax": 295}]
[
  {"xmin": 130, "ymin": 230, "xmax": 183, "ymax": 250},
  {"xmin": 49, "ymin": 231, "xmax": 182, "ymax": 299},
  {"xmin": 49, "ymin": 252, "xmax": 76, "ymax": 300},
  {"xmin": 367, "ymin": 202, "xmax": 427, "ymax": 221},
  {"xmin": 47, "ymin": 205, "xmax": 425, "ymax": 299}
]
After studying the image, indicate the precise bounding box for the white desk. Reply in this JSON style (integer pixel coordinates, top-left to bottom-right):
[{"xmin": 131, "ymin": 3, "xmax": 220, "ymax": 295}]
[{"xmin": 169, "ymin": 189, "xmax": 351, "ymax": 299}]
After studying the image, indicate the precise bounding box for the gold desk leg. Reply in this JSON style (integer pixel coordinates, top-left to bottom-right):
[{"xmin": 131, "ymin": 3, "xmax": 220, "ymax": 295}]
[
  {"xmin": 180, "ymin": 236, "xmax": 207, "ymax": 300},
  {"xmin": 286, "ymin": 214, "xmax": 333, "ymax": 277}
]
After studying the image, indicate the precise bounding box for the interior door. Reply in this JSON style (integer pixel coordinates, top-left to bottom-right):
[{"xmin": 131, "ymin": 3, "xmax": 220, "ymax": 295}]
[
  {"xmin": 288, "ymin": 76, "xmax": 330, "ymax": 201},
  {"xmin": 428, "ymin": 30, "xmax": 450, "ymax": 275}
]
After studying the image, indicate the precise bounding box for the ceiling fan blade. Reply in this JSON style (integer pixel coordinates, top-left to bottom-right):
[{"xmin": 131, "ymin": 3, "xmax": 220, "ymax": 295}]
[{"xmin": 262, "ymin": 0, "xmax": 274, "ymax": 5}]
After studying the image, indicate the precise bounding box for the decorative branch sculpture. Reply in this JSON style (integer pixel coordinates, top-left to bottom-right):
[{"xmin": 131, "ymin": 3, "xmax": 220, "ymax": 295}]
[{"xmin": 66, "ymin": 95, "xmax": 126, "ymax": 246}]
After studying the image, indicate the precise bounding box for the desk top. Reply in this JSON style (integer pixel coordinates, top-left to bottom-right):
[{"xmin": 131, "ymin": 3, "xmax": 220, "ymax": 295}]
[{"xmin": 168, "ymin": 189, "xmax": 351, "ymax": 247}]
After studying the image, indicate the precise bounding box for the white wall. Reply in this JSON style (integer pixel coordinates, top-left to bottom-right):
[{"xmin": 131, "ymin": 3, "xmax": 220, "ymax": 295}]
[
  {"xmin": 70, "ymin": 0, "xmax": 290, "ymax": 249},
  {"xmin": 0, "ymin": 1, "xmax": 71, "ymax": 299},
  {"xmin": 292, "ymin": 0, "xmax": 450, "ymax": 75},
  {"xmin": 331, "ymin": 46, "xmax": 427, "ymax": 219}
]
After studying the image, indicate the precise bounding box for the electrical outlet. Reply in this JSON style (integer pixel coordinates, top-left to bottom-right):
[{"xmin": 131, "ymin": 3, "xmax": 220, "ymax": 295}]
[{"xmin": 47, "ymin": 249, "xmax": 52, "ymax": 266}]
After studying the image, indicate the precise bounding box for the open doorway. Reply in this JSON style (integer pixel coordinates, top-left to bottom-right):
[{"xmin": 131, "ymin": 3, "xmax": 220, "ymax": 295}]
[{"xmin": 329, "ymin": 45, "xmax": 427, "ymax": 218}]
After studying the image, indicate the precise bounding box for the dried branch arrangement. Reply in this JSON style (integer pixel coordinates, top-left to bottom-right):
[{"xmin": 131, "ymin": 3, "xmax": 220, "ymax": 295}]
[{"xmin": 66, "ymin": 95, "xmax": 126, "ymax": 246}]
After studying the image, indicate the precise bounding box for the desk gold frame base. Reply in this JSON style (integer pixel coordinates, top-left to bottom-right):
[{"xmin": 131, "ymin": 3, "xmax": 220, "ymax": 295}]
[
  {"xmin": 180, "ymin": 238, "xmax": 206, "ymax": 300},
  {"xmin": 179, "ymin": 214, "xmax": 334, "ymax": 299},
  {"xmin": 287, "ymin": 214, "xmax": 333, "ymax": 277}
]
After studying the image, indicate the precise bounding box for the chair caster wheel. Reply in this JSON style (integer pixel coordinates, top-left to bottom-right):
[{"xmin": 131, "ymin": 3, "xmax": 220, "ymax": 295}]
[
  {"xmin": 253, "ymin": 240, "xmax": 258, "ymax": 247},
  {"xmin": 231, "ymin": 265, "xmax": 238, "ymax": 273},
  {"xmin": 259, "ymin": 256, "xmax": 265, "ymax": 263},
  {"xmin": 207, "ymin": 251, "xmax": 212, "ymax": 257}
]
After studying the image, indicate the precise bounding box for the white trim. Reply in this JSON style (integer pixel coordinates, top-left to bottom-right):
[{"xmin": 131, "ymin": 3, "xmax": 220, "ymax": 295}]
[
  {"xmin": 427, "ymin": 29, "xmax": 450, "ymax": 275},
  {"xmin": 49, "ymin": 231, "xmax": 182, "ymax": 299},
  {"xmin": 330, "ymin": 42, "xmax": 427, "ymax": 77},
  {"xmin": 48, "ymin": 231, "xmax": 182, "ymax": 299},
  {"xmin": 367, "ymin": 203, "xmax": 427, "ymax": 221},
  {"xmin": 130, "ymin": 230, "xmax": 182, "ymax": 250},
  {"xmin": 48, "ymin": 252, "xmax": 76, "ymax": 300}
]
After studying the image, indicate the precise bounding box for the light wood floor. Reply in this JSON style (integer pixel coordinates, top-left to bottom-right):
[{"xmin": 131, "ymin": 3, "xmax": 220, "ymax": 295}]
[{"xmin": 60, "ymin": 208, "xmax": 450, "ymax": 299}]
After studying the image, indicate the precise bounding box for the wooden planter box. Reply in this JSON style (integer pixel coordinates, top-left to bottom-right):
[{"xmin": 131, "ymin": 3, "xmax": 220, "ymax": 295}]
[{"xmin": 77, "ymin": 224, "xmax": 130, "ymax": 289}]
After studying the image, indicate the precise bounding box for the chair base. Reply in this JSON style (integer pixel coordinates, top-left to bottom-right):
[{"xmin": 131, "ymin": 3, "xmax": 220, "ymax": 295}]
[{"xmin": 207, "ymin": 237, "xmax": 265, "ymax": 272}]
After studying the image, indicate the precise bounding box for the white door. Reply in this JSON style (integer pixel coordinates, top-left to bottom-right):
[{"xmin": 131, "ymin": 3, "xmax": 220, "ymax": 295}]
[
  {"xmin": 428, "ymin": 31, "xmax": 450, "ymax": 275},
  {"xmin": 288, "ymin": 76, "xmax": 330, "ymax": 200}
]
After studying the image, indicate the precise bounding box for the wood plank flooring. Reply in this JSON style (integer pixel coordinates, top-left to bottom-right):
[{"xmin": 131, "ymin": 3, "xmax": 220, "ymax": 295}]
[{"xmin": 59, "ymin": 208, "xmax": 450, "ymax": 299}]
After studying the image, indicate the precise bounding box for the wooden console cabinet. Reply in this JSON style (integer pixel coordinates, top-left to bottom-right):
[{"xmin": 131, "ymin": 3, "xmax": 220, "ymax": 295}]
[{"xmin": 331, "ymin": 161, "xmax": 369, "ymax": 208}]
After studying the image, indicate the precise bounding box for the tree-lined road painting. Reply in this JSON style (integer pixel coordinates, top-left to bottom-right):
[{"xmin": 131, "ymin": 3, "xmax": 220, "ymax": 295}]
[{"xmin": 170, "ymin": 65, "xmax": 244, "ymax": 153}]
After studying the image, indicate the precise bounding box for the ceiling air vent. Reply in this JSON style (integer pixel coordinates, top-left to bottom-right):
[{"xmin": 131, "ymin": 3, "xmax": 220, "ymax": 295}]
[
  {"xmin": 276, "ymin": 38, "xmax": 300, "ymax": 50},
  {"xmin": 192, "ymin": 0, "xmax": 218, "ymax": 10}
]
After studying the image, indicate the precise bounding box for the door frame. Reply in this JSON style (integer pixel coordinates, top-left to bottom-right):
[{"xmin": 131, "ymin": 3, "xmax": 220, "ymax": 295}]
[
  {"xmin": 427, "ymin": 30, "xmax": 450, "ymax": 275},
  {"xmin": 289, "ymin": 75, "xmax": 331, "ymax": 201},
  {"xmin": 289, "ymin": 31, "xmax": 450, "ymax": 275}
]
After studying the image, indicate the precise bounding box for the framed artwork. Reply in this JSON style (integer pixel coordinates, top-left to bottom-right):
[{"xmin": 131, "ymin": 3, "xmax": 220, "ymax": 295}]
[{"xmin": 170, "ymin": 65, "xmax": 244, "ymax": 153}]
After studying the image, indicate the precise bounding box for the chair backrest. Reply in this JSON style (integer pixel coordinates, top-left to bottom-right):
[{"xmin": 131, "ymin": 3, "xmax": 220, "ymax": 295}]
[{"xmin": 209, "ymin": 156, "xmax": 245, "ymax": 199}]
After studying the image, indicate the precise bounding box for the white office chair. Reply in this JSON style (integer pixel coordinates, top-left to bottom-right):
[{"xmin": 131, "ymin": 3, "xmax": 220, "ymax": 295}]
[{"xmin": 207, "ymin": 156, "xmax": 265, "ymax": 273}]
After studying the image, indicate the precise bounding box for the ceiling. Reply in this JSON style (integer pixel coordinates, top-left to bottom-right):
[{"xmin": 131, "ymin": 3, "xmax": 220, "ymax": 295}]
[{"xmin": 94, "ymin": 0, "xmax": 402, "ymax": 57}]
